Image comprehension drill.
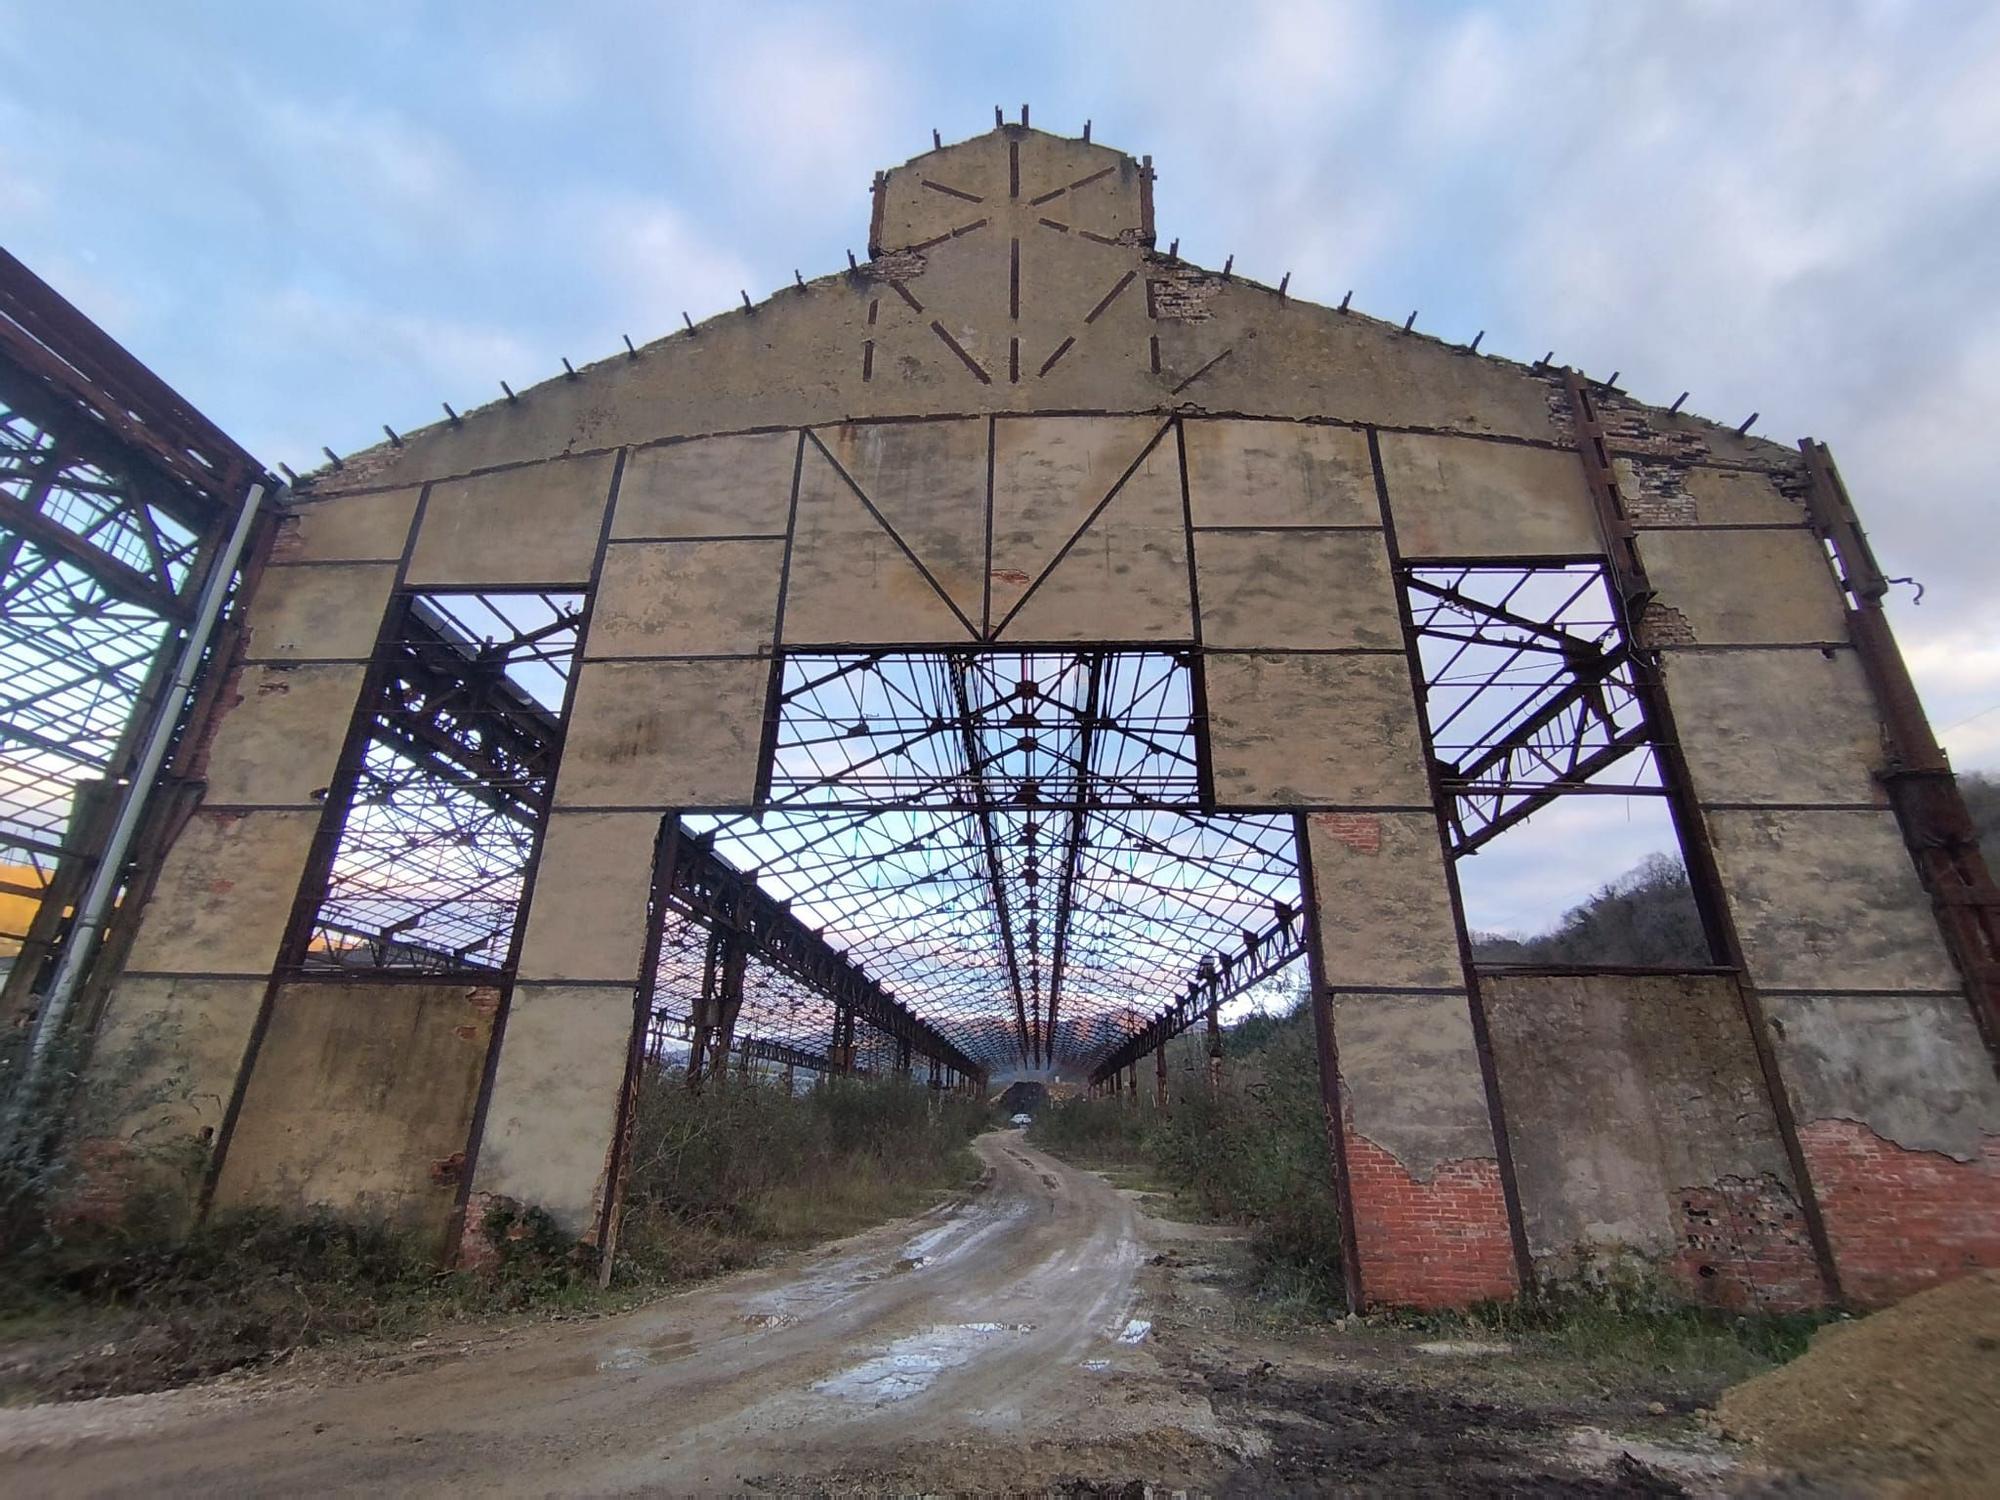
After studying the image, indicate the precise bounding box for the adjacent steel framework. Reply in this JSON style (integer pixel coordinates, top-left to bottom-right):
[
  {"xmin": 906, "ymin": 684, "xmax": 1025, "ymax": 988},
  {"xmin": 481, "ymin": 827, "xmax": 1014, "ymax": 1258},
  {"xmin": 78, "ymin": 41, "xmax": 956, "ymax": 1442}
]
[
  {"xmin": 697, "ymin": 648, "xmax": 1305, "ymax": 1074},
  {"xmin": 0, "ymin": 249, "xmax": 264, "ymax": 1039},
  {"xmin": 294, "ymin": 590, "xmax": 585, "ymax": 976}
]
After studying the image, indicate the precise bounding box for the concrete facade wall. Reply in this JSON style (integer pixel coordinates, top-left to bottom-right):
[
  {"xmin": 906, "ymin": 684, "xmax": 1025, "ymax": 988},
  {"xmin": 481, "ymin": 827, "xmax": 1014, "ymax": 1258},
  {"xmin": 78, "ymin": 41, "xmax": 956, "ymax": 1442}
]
[
  {"xmin": 1633, "ymin": 459, "xmax": 2000, "ymax": 1302},
  {"xmin": 1482, "ymin": 972, "xmax": 1822, "ymax": 1309},
  {"xmin": 92, "ymin": 126, "xmax": 1991, "ymax": 1310},
  {"xmin": 212, "ymin": 982, "xmax": 497, "ymax": 1254}
]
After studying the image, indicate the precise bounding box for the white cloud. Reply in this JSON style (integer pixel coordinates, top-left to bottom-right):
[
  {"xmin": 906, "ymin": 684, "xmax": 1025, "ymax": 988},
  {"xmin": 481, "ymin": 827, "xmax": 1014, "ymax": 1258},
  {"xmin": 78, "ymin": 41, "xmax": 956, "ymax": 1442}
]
[
  {"xmin": 575, "ymin": 193, "xmax": 758, "ymax": 342},
  {"xmin": 695, "ymin": 11, "xmax": 900, "ymax": 218}
]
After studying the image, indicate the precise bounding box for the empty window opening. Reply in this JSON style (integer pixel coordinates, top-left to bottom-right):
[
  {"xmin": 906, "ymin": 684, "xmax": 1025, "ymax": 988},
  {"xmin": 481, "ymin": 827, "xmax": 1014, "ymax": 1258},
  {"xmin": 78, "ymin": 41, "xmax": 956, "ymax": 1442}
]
[
  {"xmin": 1400, "ymin": 562, "xmax": 1709, "ymax": 967},
  {"xmin": 648, "ymin": 649, "xmax": 1305, "ymax": 1082},
  {"xmin": 295, "ymin": 591, "xmax": 582, "ymax": 976}
]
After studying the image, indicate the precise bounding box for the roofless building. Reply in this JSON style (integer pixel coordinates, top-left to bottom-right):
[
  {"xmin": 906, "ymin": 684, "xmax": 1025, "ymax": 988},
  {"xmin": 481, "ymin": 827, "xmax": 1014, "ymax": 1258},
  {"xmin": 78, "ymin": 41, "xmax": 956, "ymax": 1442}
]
[{"xmin": 8, "ymin": 122, "xmax": 1997, "ymax": 1310}]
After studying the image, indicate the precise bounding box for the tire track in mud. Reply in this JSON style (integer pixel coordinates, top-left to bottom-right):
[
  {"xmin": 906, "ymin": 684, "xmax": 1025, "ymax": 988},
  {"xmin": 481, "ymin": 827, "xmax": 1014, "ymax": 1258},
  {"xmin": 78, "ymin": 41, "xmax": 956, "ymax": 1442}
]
[{"xmin": 0, "ymin": 1134, "xmax": 1219, "ymax": 1497}]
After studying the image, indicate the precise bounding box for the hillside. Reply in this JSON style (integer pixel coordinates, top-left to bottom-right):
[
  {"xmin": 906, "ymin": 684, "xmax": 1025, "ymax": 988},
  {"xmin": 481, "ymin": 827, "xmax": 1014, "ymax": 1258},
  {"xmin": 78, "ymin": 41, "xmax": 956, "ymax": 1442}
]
[{"xmin": 1472, "ymin": 771, "xmax": 1998, "ymax": 967}]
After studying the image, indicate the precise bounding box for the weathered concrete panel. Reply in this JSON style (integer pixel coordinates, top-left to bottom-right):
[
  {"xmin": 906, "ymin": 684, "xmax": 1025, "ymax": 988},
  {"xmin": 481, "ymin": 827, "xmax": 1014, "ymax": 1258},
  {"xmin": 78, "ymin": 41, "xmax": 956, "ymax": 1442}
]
[
  {"xmin": 1183, "ymin": 419, "xmax": 1378, "ymax": 528},
  {"xmin": 1378, "ymin": 433, "xmax": 1600, "ymax": 558},
  {"xmin": 1483, "ymin": 973, "xmax": 1816, "ymax": 1301},
  {"xmin": 821, "ymin": 420, "xmax": 989, "ymax": 626},
  {"xmin": 1639, "ymin": 529, "xmax": 1847, "ymax": 645},
  {"xmin": 91, "ymin": 976, "xmax": 268, "ymax": 1137},
  {"xmin": 471, "ymin": 983, "xmax": 636, "ymax": 1234},
  {"xmin": 276, "ymin": 487, "xmax": 420, "ymax": 563},
  {"xmin": 124, "ymin": 810, "xmax": 320, "ymax": 975},
  {"xmin": 213, "ymin": 981, "xmax": 495, "ymax": 1251},
  {"xmin": 514, "ymin": 812, "xmax": 656, "ymax": 983},
  {"xmin": 1333, "ymin": 990, "xmax": 1495, "ymax": 1176},
  {"xmin": 407, "ymin": 452, "xmax": 615, "ymax": 587},
  {"xmin": 555, "ymin": 658, "xmax": 768, "ymax": 807},
  {"xmin": 1306, "ymin": 811, "xmax": 1463, "ymax": 990},
  {"xmin": 586, "ymin": 539, "xmax": 784, "ymax": 658},
  {"xmin": 1194, "ymin": 529, "xmax": 1400, "ymax": 650},
  {"xmin": 989, "ymin": 415, "xmax": 1169, "ymax": 626},
  {"xmin": 1680, "ymin": 466, "xmax": 1805, "ymax": 526},
  {"xmin": 781, "ymin": 439, "xmax": 973, "ymax": 643},
  {"xmin": 1002, "ymin": 437, "xmax": 1191, "ymax": 641},
  {"xmin": 1764, "ymin": 992, "xmax": 2000, "ymax": 1160},
  {"xmin": 877, "ymin": 132, "xmax": 1144, "ymax": 254},
  {"xmin": 201, "ymin": 663, "xmax": 364, "ymax": 806},
  {"xmin": 314, "ymin": 229, "xmax": 1601, "ymax": 506},
  {"xmin": 1611, "ymin": 462, "xmax": 1804, "ymax": 528},
  {"xmin": 1707, "ymin": 809, "xmax": 1960, "ymax": 992},
  {"xmin": 1206, "ymin": 654, "xmax": 1430, "ymax": 807},
  {"xmin": 1665, "ymin": 648, "xmax": 1885, "ymax": 806},
  {"xmin": 613, "ymin": 432, "xmax": 798, "ymax": 539},
  {"xmin": 243, "ymin": 563, "xmax": 396, "ymax": 661}
]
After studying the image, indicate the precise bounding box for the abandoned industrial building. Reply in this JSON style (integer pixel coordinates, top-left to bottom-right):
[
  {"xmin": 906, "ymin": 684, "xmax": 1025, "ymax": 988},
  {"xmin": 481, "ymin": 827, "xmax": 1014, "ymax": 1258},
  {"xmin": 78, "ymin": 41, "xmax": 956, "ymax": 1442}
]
[{"xmin": 4, "ymin": 121, "xmax": 1997, "ymax": 1314}]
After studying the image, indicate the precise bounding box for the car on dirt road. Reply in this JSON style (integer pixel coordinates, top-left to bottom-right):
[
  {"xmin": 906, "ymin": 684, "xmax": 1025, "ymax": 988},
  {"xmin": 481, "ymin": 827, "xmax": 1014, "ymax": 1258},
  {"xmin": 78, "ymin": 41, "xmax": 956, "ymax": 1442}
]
[{"xmin": 1009, "ymin": 1113, "xmax": 1033, "ymax": 1128}]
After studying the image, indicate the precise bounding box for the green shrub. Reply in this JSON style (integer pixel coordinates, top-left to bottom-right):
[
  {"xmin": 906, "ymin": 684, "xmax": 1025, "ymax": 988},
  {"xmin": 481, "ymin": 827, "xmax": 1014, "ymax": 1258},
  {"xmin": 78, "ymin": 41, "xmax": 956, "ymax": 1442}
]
[
  {"xmin": 613, "ymin": 1069, "xmax": 989, "ymax": 1281},
  {"xmin": 1031, "ymin": 1001, "xmax": 1349, "ymax": 1310}
]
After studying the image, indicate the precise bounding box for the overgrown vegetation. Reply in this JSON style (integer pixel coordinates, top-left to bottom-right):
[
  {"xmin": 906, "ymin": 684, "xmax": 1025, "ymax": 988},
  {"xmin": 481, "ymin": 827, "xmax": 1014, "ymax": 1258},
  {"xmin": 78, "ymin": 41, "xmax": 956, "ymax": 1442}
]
[
  {"xmin": 1471, "ymin": 851, "xmax": 1709, "ymax": 966},
  {"xmin": 1031, "ymin": 995, "xmax": 1346, "ymax": 1312},
  {"xmin": 1034, "ymin": 967, "xmax": 1829, "ymax": 1382},
  {"xmin": 615, "ymin": 1070, "xmax": 990, "ymax": 1281},
  {"xmin": 0, "ymin": 1067, "xmax": 990, "ymax": 1401}
]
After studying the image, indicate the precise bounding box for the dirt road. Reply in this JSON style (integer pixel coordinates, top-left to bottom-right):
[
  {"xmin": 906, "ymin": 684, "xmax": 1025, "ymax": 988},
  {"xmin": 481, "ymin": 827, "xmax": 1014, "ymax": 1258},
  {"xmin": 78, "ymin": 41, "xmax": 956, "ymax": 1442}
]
[
  {"xmin": 0, "ymin": 1132, "xmax": 1755, "ymax": 1494},
  {"xmin": 0, "ymin": 1133, "xmax": 1231, "ymax": 1495}
]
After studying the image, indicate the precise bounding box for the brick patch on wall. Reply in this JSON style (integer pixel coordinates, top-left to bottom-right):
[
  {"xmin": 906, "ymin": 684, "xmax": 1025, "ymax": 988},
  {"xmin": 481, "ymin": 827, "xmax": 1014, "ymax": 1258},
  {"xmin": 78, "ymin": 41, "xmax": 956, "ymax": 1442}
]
[
  {"xmin": 1615, "ymin": 458, "xmax": 1700, "ymax": 525},
  {"xmin": 1344, "ymin": 1132, "xmax": 1518, "ymax": 1309},
  {"xmin": 1308, "ymin": 811, "xmax": 1381, "ymax": 855},
  {"xmin": 1670, "ymin": 1176, "xmax": 1825, "ymax": 1312},
  {"xmin": 869, "ymin": 248, "xmax": 928, "ymax": 282},
  {"xmin": 1637, "ymin": 601, "xmax": 1698, "ymax": 649},
  {"xmin": 1800, "ymin": 1117, "xmax": 2000, "ymax": 1306},
  {"xmin": 1593, "ymin": 391, "xmax": 1711, "ymax": 463},
  {"xmin": 1146, "ymin": 260, "xmax": 1221, "ymax": 321}
]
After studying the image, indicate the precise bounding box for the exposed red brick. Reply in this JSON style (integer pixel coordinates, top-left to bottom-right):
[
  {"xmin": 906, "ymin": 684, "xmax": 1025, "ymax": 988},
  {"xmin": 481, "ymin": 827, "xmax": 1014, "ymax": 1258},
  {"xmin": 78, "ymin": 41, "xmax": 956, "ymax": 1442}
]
[
  {"xmin": 455, "ymin": 1189, "xmax": 515, "ymax": 1271},
  {"xmin": 1344, "ymin": 1132, "xmax": 1518, "ymax": 1309},
  {"xmin": 54, "ymin": 1136, "xmax": 140, "ymax": 1230},
  {"xmin": 267, "ymin": 512, "xmax": 306, "ymax": 562},
  {"xmin": 1309, "ymin": 812, "xmax": 1382, "ymax": 856},
  {"xmin": 1800, "ymin": 1118, "xmax": 2000, "ymax": 1306},
  {"xmin": 1669, "ymin": 1176, "xmax": 1824, "ymax": 1312}
]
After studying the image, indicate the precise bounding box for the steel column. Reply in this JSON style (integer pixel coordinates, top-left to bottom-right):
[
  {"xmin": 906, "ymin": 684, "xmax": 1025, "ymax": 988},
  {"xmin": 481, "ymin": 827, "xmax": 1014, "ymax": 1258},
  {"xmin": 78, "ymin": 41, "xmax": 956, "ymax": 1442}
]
[{"xmin": 1801, "ymin": 440, "xmax": 2000, "ymax": 1055}]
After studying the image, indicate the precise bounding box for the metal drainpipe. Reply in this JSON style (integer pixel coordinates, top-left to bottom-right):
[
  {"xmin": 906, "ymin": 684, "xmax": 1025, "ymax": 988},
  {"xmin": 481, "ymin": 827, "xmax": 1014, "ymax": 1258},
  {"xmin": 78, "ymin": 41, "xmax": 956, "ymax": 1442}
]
[{"xmin": 14, "ymin": 477, "xmax": 274, "ymax": 1094}]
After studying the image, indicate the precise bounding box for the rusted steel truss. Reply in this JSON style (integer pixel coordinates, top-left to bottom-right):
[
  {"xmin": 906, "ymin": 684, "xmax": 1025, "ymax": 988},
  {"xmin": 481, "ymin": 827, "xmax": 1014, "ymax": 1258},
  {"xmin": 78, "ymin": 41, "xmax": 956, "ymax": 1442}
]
[
  {"xmin": 1402, "ymin": 561, "xmax": 1668, "ymax": 857},
  {"xmin": 695, "ymin": 648, "xmax": 1303, "ymax": 1074},
  {"xmin": 0, "ymin": 250, "xmax": 261, "ymax": 1019},
  {"xmin": 1086, "ymin": 898, "xmax": 1305, "ymax": 1086},
  {"xmin": 295, "ymin": 591, "xmax": 584, "ymax": 976},
  {"xmin": 645, "ymin": 821, "xmax": 983, "ymax": 1084}
]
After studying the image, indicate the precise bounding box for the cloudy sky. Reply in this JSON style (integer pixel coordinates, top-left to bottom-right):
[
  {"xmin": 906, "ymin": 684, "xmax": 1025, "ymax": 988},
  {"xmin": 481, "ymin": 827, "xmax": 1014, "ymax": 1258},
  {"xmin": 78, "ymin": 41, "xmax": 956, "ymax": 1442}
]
[{"xmin": 5, "ymin": 0, "xmax": 1995, "ymax": 934}]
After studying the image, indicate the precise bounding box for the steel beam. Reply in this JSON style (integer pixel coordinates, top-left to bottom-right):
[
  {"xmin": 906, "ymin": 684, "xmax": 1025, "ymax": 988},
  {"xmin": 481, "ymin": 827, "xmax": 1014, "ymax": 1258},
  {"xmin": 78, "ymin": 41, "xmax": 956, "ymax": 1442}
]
[{"xmin": 1801, "ymin": 439, "xmax": 2000, "ymax": 1053}]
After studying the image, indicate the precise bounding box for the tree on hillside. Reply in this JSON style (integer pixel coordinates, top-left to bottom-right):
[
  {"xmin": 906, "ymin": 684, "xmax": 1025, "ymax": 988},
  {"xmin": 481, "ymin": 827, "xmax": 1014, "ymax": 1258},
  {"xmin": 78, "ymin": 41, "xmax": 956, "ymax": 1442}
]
[
  {"xmin": 1471, "ymin": 852, "xmax": 1708, "ymax": 967},
  {"xmin": 1471, "ymin": 770, "xmax": 1998, "ymax": 969}
]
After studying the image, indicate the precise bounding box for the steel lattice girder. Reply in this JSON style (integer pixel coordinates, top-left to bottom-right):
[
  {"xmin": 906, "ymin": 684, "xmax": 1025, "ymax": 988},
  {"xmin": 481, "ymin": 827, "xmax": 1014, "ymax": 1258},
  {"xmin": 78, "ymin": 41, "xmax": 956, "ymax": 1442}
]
[
  {"xmin": 1088, "ymin": 901, "xmax": 1306, "ymax": 1084},
  {"xmin": 1402, "ymin": 562, "xmax": 1669, "ymax": 857},
  {"xmin": 651, "ymin": 821, "xmax": 983, "ymax": 1080},
  {"xmin": 0, "ymin": 381, "xmax": 210, "ymax": 909},
  {"xmin": 695, "ymin": 649, "xmax": 1305, "ymax": 1075}
]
